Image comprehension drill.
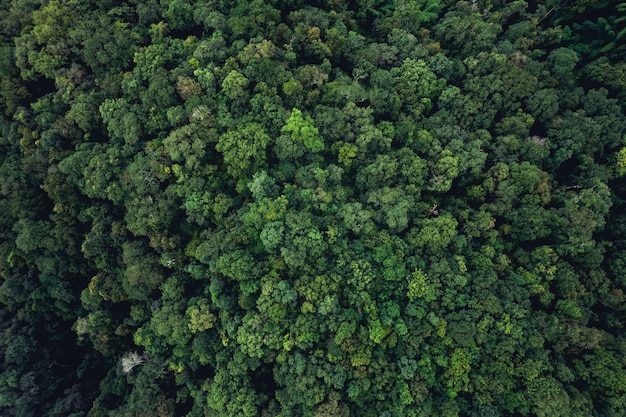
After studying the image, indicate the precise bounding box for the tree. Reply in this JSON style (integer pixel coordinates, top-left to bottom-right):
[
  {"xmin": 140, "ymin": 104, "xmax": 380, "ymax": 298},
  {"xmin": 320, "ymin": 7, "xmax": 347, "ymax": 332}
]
[
  {"xmin": 216, "ymin": 122, "xmax": 270, "ymax": 178},
  {"xmin": 280, "ymin": 108, "xmax": 324, "ymax": 154},
  {"xmin": 121, "ymin": 351, "xmax": 146, "ymax": 374},
  {"xmin": 408, "ymin": 214, "xmax": 458, "ymax": 253},
  {"xmin": 122, "ymin": 241, "xmax": 164, "ymax": 300},
  {"xmin": 392, "ymin": 58, "xmax": 445, "ymax": 118},
  {"xmin": 547, "ymin": 48, "xmax": 580, "ymax": 84},
  {"xmin": 366, "ymin": 186, "xmax": 414, "ymax": 232},
  {"xmin": 3, "ymin": 2, "xmax": 626, "ymax": 416},
  {"xmin": 221, "ymin": 69, "xmax": 250, "ymax": 102}
]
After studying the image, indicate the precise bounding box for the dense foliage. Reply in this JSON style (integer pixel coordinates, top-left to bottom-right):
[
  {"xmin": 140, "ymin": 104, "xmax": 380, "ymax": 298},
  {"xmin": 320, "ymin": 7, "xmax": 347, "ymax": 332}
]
[{"xmin": 1, "ymin": 0, "xmax": 626, "ymax": 416}]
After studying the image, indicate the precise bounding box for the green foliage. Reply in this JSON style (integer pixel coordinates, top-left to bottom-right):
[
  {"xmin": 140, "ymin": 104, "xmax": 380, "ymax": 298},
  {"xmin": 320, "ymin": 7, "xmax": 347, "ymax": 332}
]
[
  {"xmin": 407, "ymin": 268, "xmax": 439, "ymax": 302},
  {"xmin": 392, "ymin": 58, "xmax": 445, "ymax": 117},
  {"xmin": 281, "ymin": 108, "xmax": 325, "ymax": 153},
  {"xmin": 221, "ymin": 69, "xmax": 249, "ymax": 101},
  {"xmin": 616, "ymin": 146, "xmax": 626, "ymax": 176},
  {"xmin": 186, "ymin": 298, "xmax": 216, "ymax": 333},
  {"xmin": 216, "ymin": 122, "xmax": 270, "ymax": 178},
  {"xmin": 122, "ymin": 241, "xmax": 164, "ymax": 300},
  {"xmin": 1, "ymin": 1, "xmax": 626, "ymax": 417},
  {"xmin": 548, "ymin": 47, "xmax": 580, "ymax": 82}
]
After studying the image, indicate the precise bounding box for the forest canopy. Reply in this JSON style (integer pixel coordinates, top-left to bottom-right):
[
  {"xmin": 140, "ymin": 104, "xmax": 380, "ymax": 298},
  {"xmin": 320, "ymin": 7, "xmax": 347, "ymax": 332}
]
[{"xmin": 1, "ymin": 0, "xmax": 626, "ymax": 416}]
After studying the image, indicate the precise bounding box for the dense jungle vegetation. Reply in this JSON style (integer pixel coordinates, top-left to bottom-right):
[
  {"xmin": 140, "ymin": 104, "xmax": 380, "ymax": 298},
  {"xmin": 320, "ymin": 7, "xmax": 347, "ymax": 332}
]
[{"xmin": 1, "ymin": 0, "xmax": 626, "ymax": 416}]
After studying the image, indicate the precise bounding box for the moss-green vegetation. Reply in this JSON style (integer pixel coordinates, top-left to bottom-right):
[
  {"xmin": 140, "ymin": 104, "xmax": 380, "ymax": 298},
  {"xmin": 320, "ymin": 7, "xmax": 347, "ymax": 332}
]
[{"xmin": 1, "ymin": 1, "xmax": 626, "ymax": 416}]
